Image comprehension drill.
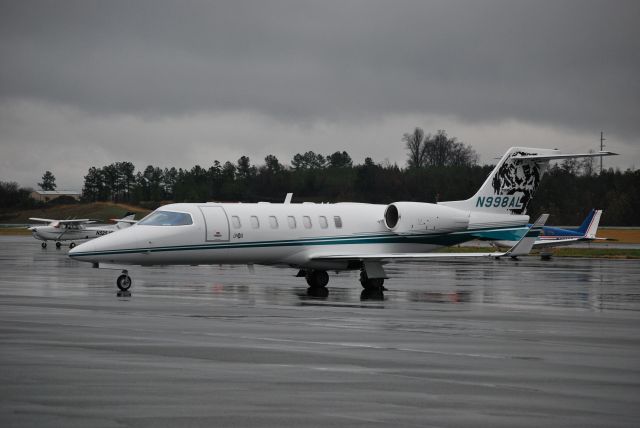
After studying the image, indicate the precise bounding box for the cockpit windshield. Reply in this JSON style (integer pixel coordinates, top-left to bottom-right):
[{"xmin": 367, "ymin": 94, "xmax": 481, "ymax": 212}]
[{"xmin": 138, "ymin": 210, "xmax": 193, "ymax": 226}]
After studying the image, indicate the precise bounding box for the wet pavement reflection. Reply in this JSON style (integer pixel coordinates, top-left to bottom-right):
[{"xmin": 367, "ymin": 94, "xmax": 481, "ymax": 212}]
[
  {"xmin": 1, "ymin": 236, "xmax": 639, "ymax": 427},
  {"xmin": 3, "ymin": 236, "xmax": 638, "ymax": 312}
]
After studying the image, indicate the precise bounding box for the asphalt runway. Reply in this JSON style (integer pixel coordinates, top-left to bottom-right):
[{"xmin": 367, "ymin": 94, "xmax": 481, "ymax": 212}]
[{"xmin": 1, "ymin": 236, "xmax": 639, "ymax": 427}]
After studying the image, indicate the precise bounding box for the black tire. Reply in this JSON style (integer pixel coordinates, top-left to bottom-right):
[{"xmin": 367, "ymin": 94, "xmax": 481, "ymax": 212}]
[
  {"xmin": 69, "ymin": 242, "xmax": 76, "ymax": 249},
  {"xmin": 117, "ymin": 274, "xmax": 132, "ymax": 291},
  {"xmin": 307, "ymin": 287, "xmax": 329, "ymax": 298},
  {"xmin": 55, "ymin": 242, "xmax": 62, "ymax": 249},
  {"xmin": 306, "ymin": 270, "xmax": 329, "ymax": 288},
  {"xmin": 41, "ymin": 242, "xmax": 47, "ymax": 248},
  {"xmin": 361, "ymin": 288, "xmax": 384, "ymax": 301},
  {"xmin": 360, "ymin": 270, "xmax": 384, "ymax": 290}
]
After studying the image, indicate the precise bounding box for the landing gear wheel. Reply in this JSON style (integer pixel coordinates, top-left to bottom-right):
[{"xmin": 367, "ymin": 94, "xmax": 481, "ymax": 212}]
[
  {"xmin": 117, "ymin": 274, "xmax": 132, "ymax": 291},
  {"xmin": 41, "ymin": 242, "xmax": 47, "ymax": 248},
  {"xmin": 305, "ymin": 270, "xmax": 329, "ymax": 288},
  {"xmin": 359, "ymin": 270, "xmax": 385, "ymax": 290},
  {"xmin": 69, "ymin": 242, "xmax": 76, "ymax": 249},
  {"xmin": 55, "ymin": 241, "xmax": 62, "ymax": 249}
]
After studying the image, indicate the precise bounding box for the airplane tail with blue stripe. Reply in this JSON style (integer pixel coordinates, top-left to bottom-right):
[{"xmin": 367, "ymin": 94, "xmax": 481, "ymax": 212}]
[{"xmin": 577, "ymin": 209, "xmax": 602, "ymax": 238}]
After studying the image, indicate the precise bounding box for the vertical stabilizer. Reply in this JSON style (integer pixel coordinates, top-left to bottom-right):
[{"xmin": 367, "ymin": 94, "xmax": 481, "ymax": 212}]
[
  {"xmin": 584, "ymin": 209, "xmax": 602, "ymax": 238},
  {"xmin": 441, "ymin": 147, "xmax": 558, "ymax": 215}
]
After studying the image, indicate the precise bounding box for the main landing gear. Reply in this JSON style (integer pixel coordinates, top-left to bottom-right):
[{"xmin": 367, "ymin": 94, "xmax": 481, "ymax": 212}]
[
  {"xmin": 69, "ymin": 242, "xmax": 76, "ymax": 249},
  {"xmin": 116, "ymin": 270, "xmax": 132, "ymax": 297},
  {"xmin": 359, "ymin": 269, "xmax": 385, "ymax": 300},
  {"xmin": 55, "ymin": 241, "xmax": 62, "ymax": 249},
  {"xmin": 298, "ymin": 268, "xmax": 386, "ymax": 300},
  {"xmin": 304, "ymin": 270, "xmax": 329, "ymax": 297}
]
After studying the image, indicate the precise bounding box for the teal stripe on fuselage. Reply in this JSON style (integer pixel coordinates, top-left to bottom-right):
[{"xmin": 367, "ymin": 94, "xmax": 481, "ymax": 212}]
[{"xmin": 71, "ymin": 226, "xmax": 526, "ymax": 258}]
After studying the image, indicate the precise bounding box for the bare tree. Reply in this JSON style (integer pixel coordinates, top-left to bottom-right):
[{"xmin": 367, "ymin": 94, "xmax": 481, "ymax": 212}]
[
  {"xmin": 405, "ymin": 129, "xmax": 477, "ymax": 168},
  {"xmin": 403, "ymin": 127, "xmax": 427, "ymax": 168}
]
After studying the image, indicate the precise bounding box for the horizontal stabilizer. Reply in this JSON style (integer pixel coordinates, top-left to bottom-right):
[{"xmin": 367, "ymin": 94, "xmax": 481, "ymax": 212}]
[{"xmin": 511, "ymin": 151, "xmax": 617, "ymax": 160}]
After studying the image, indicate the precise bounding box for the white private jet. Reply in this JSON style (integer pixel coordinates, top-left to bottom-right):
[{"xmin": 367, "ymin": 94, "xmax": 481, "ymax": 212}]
[
  {"xmin": 69, "ymin": 147, "xmax": 615, "ymax": 295},
  {"xmin": 29, "ymin": 213, "xmax": 137, "ymax": 249}
]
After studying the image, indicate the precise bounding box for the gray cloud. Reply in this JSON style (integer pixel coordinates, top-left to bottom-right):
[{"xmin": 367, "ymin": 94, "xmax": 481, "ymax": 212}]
[
  {"xmin": 1, "ymin": 1, "xmax": 639, "ymax": 189},
  {"xmin": 1, "ymin": 1, "xmax": 639, "ymax": 136}
]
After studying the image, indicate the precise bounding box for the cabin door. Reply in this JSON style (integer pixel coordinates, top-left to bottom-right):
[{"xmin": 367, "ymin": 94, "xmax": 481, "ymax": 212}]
[{"xmin": 199, "ymin": 206, "xmax": 230, "ymax": 242}]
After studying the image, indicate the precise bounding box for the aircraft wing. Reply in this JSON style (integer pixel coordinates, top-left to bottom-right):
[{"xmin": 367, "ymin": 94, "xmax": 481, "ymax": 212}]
[
  {"xmin": 533, "ymin": 237, "xmax": 582, "ymax": 249},
  {"xmin": 311, "ymin": 214, "xmax": 549, "ymax": 262},
  {"xmin": 29, "ymin": 217, "xmax": 58, "ymax": 223},
  {"xmin": 30, "ymin": 217, "xmax": 94, "ymax": 224},
  {"xmin": 511, "ymin": 151, "xmax": 617, "ymax": 161}
]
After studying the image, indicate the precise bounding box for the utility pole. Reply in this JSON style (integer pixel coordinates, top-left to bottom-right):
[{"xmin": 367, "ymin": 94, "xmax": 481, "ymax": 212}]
[{"xmin": 600, "ymin": 131, "xmax": 606, "ymax": 174}]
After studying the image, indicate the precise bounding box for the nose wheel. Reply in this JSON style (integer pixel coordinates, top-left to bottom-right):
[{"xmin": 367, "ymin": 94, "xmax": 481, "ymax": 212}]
[
  {"xmin": 41, "ymin": 242, "xmax": 47, "ymax": 248},
  {"xmin": 116, "ymin": 270, "xmax": 132, "ymax": 296}
]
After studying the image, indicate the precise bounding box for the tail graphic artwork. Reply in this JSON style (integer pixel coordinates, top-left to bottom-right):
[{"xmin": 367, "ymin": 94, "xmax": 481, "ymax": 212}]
[
  {"xmin": 490, "ymin": 151, "xmax": 543, "ymax": 214},
  {"xmin": 442, "ymin": 147, "xmax": 556, "ymax": 215},
  {"xmin": 441, "ymin": 147, "xmax": 616, "ymax": 216}
]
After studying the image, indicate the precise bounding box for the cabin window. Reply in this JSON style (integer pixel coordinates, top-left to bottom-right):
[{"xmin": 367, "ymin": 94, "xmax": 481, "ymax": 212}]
[
  {"xmin": 250, "ymin": 216, "xmax": 260, "ymax": 229},
  {"xmin": 287, "ymin": 216, "xmax": 297, "ymax": 229},
  {"xmin": 319, "ymin": 216, "xmax": 328, "ymax": 229},
  {"xmin": 303, "ymin": 216, "xmax": 312, "ymax": 229},
  {"xmin": 138, "ymin": 210, "xmax": 193, "ymax": 226},
  {"xmin": 231, "ymin": 216, "xmax": 241, "ymax": 229},
  {"xmin": 334, "ymin": 216, "xmax": 343, "ymax": 228},
  {"xmin": 269, "ymin": 216, "xmax": 278, "ymax": 229}
]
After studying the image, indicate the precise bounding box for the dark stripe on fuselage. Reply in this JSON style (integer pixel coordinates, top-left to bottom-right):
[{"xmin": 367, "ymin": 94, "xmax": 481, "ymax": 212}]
[{"xmin": 71, "ymin": 226, "xmax": 525, "ymax": 258}]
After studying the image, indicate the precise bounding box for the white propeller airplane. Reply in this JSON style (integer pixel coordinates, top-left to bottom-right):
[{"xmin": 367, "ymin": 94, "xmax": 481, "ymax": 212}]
[
  {"xmin": 29, "ymin": 213, "xmax": 137, "ymax": 249},
  {"xmin": 69, "ymin": 147, "xmax": 615, "ymax": 296}
]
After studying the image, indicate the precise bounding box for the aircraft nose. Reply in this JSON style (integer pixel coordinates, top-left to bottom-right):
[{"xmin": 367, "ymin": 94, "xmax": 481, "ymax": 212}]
[
  {"xmin": 68, "ymin": 240, "xmax": 95, "ymax": 260},
  {"xmin": 69, "ymin": 226, "xmax": 140, "ymax": 264}
]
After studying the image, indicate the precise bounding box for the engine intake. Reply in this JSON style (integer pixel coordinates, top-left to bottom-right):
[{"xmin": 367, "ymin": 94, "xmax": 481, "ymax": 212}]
[{"xmin": 384, "ymin": 202, "xmax": 469, "ymax": 234}]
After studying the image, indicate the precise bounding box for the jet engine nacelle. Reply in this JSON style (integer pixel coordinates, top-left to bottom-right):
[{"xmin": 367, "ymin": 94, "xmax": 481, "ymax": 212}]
[{"xmin": 383, "ymin": 202, "xmax": 470, "ymax": 234}]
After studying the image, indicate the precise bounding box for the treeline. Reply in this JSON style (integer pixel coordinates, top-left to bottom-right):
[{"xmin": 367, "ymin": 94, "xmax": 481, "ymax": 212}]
[
  {"xmin": 76, "ymin": 154, "xmax": 640, "ymax": 226},
  {"xmin": 0, "ymin": 181, "xmax": 39, "ymax": 210},
  {"xmin": 2, "ymin": 128, "xmax": 638, "ymax": 225}
]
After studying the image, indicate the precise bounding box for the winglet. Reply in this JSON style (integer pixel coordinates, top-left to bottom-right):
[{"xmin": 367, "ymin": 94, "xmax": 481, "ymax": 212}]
[{"xmin": 505, "ymin": 214, "xmax": 549, "ymax": 257}]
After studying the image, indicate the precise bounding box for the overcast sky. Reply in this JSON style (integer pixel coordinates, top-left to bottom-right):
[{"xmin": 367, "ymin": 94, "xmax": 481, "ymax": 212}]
[{"xmin": 1, "ymin": 0, "xmax": 638, "ymax": 190}]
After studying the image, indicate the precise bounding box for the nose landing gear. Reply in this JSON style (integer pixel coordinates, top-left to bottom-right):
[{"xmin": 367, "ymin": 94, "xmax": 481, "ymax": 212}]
[{"xmin": 116, "ymin": 270, "xmax": 132, "ymax": 297}]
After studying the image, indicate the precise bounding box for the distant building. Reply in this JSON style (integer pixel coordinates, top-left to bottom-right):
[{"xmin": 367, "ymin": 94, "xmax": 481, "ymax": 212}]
[{"xmin": 30, "ymin": 190, "xmax": 81, "ymax": 203}]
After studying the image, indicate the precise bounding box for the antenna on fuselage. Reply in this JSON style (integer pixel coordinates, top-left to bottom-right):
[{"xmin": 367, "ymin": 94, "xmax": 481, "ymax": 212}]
[{"xmin": 284, "ymin": 193, "xmax": 293, "ymax": 204}]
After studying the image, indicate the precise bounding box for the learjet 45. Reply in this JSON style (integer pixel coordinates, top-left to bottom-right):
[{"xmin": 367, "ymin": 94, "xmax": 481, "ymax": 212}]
[{"xmin": 69, "ymin": 147, "xmax": 615, "ymax": 294}]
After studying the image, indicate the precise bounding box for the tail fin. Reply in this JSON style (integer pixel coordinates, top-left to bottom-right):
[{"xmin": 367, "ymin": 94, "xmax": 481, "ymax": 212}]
[
  {"xmin": 582, "ymin": 209, "xmax": 602, "ymax": 238},
  {"xmin": 112, "ymin": 213, "xmax": 137, "ymax": 229},
  {"xmin": 441, "ymin": 147, "xmax": 557, "ymax": 215},
  {"xmin": 574, "ymin": 209, "xmax": 595, "ymax": 234},
  {"xmin": 441, "ymin": 148, "xmax": 617, "ymax": 215}
]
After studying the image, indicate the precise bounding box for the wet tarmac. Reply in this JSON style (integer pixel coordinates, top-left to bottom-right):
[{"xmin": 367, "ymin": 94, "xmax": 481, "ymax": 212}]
[{"xmin": 1, "ymin": 235, "xmax": 639, "ymax": 427}]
